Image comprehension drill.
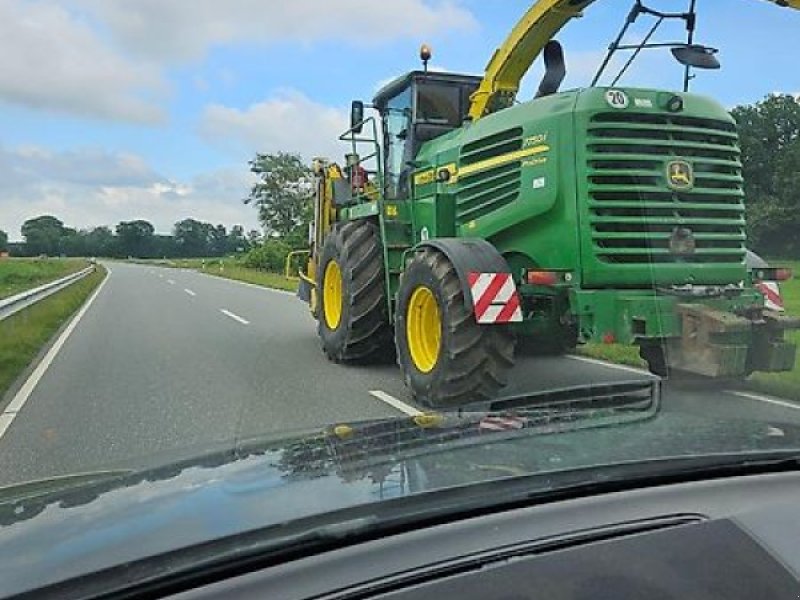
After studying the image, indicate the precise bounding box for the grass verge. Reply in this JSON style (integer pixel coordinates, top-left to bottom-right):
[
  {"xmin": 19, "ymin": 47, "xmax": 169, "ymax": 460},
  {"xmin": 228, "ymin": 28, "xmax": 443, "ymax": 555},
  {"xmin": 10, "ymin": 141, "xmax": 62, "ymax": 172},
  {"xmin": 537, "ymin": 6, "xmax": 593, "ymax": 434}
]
[
  {"xmin": 133, "ymin": 257, "xmax": 300, "ymax": 293},
  {"xmin": 200, "ymin": 264, "xmax": 299, "ymax": 292},
  {"xmin": 577, "ymin": 343, "xmax": 646, "ymax": 369},
  {"xmin": 0, "ymin": 258, "xmax": 88, "ymax": 300},
  {"xmin": 0, "ymin": 265, "xmax": 106, "ymax": 398}
]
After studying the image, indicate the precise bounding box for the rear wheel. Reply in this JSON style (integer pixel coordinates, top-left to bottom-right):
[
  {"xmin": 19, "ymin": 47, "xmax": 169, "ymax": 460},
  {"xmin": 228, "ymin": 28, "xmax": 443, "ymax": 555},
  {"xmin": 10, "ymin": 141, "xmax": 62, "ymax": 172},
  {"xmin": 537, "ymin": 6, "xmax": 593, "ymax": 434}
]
[
  {"xmin": 317, "ymin": 220, "xmax": 393, "ymax": 363},
  {"xmin": 395, "ymin": 248, "xmax": 515, "ymax": 408}
]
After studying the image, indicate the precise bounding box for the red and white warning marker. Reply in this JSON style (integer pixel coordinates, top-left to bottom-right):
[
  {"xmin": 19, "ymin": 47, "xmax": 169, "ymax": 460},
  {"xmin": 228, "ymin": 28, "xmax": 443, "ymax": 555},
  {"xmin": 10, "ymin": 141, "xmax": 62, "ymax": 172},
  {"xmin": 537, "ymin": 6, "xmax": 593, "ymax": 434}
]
[
  {"xmin": 479, "ymin": 414, "xmax": 527, "ymax": 432},
  {"xmin": 756, "ymin": 281, "xmax": 784, "ymax": 312},
  {"xmin": 467, "ymin": 272, "xmax": 523, "ymax": 324}
]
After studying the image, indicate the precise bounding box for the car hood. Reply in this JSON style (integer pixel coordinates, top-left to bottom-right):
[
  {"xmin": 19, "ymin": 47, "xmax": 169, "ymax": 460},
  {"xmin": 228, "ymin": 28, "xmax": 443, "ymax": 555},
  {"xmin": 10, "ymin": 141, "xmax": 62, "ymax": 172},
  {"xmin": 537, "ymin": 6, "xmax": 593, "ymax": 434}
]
[{"xmin": 1, "ymin": 393, "xmax": 800, "ymax": 596}]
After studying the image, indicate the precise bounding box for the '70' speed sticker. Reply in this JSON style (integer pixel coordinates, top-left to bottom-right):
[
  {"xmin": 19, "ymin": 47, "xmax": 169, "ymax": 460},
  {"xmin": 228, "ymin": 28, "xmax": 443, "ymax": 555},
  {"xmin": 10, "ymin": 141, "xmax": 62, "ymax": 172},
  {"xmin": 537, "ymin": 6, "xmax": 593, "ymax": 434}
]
[{"xmin": 605, "ymin": 89, "xmax": 629, "ymax": 109}]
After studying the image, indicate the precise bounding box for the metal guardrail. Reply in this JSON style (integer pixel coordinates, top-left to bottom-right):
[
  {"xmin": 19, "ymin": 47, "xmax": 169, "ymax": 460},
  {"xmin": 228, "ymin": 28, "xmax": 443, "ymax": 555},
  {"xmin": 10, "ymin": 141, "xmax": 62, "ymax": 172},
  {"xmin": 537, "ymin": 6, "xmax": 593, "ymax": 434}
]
[{"xmin": 0, "ymin": 265, "xmax": 95, "ymax": 322}]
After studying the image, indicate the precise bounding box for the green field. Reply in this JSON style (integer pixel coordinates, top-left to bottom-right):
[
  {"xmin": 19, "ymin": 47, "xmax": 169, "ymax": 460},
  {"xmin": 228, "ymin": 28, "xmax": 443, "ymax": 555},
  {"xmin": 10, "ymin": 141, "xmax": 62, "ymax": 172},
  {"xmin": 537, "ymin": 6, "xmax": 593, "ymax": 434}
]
[
  {"xmin": 0, "ymin": 265, "xmax": 106, "ymax": 398},
  {"xmin": 0, "ymin": 258, "xmax": 89, "ymax": 300}
]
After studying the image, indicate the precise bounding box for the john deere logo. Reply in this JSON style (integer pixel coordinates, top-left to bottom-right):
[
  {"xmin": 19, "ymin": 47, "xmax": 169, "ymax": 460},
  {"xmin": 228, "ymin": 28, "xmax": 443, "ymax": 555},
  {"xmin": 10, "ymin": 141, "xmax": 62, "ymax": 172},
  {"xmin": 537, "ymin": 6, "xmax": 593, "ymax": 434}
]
[{"xmin": 667, "ymin": 160, "xmax": 694, "ymax": 190}]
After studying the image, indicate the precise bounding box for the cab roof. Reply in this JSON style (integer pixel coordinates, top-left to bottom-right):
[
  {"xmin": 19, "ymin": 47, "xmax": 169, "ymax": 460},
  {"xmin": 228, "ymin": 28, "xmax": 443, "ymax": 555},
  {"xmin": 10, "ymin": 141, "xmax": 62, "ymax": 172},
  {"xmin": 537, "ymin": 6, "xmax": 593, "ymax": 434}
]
[{"xmin": 372, "ymin": 71, "xmax": 482, "ymax": 110}]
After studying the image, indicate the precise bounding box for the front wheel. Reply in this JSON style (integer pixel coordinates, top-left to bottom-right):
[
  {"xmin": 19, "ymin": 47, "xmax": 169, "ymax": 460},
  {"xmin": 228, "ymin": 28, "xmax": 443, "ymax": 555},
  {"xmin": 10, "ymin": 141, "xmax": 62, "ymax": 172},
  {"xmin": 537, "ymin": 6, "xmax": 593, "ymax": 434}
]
[
  {"xmin": 395, "ymin": 248, "xmax": 515, "ymax": 408},
  {"xmin": 316, "ymin": 220, "xmax": 393, "ymax": 363}
]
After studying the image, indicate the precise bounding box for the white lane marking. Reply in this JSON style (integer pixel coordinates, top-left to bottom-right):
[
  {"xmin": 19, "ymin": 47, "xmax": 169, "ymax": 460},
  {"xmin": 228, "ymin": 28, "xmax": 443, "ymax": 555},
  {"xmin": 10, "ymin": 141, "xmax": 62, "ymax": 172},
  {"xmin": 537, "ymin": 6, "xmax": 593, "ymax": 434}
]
[
  {"xmin": 0, "ymin": 267, "xmax": 111, "ymax": 439},
  {"xmin": 728, "ymin": 390, "xmax": 800, "ymax": 411},
  {"xmin": 369, "ymin": 390, "xmax": 421, "ymax": 416},
  {"xmin": 0, "ymin": 414, "xmax": 14, "ymax": 439},
  {"xmin": 184, "ymin": 288, "xmax": 196, "ymax": 297},
  {"xmin": 167, "ymin": 279, "xmax": 175, "ymax": 285},
  {"xmin": 220, "ymin": 309, "xmax": 249, "ymax": 325},
  {"xmin": 197, "ymin": 272, "xmax": 295, "ymax": 296},
  {"xmin": 566, "ymin": 354, "xmax": 651, "ymax": 376}
]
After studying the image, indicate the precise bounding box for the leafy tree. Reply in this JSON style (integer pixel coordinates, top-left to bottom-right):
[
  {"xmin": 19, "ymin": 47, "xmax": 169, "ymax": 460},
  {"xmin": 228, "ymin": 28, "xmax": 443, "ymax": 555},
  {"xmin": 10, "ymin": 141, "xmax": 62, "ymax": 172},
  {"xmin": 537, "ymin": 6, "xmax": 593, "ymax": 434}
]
[
  {"xmin": 60, "ymin": 228, "xmax": 86, "ymax": 256},
  {"xmin": 732, "ymin": 94, "xmax": 800, "ymax": 256},
  {"xmin": 116, "ymin": 220, "xmax": 155, "ymax": 258},
  {"xmin": 21, "ymin": 215, "xmax": 66, "ymax": 256},
  {"xmin": 226, "ymin": 225, "xmax": 249, "ymax": 254},
  {"xmin": 209, "ymin": 224, "xmax": 228, "ymax": 256},
  {"xmin": 0, "ymin": 229, "xmax": 7, "ymax": 252},
  {"xmin": 242, "ymin": 239, "xmax": 291, "ymax": 272},
  {"xmin": 247, "ymin": 229, "xmax": 262, "ymax": 246},
  {"xmin": 173, "ymin": 218, "xmax": 213, "ymax": 257},
  {"xmin": 245, "ymin": 152, "xmax": 313, "ymax": 238},
  {"xmin": 85, "ymin": 226, "xmax": 117, "ymax": 257}
]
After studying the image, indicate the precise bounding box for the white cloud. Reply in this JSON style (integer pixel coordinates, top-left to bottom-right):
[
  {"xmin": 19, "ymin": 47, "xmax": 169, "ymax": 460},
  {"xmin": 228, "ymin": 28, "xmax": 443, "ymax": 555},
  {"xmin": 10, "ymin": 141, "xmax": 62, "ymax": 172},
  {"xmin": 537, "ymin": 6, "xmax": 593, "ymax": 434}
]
[
  {"xmin": 198, "ymin": 90, "xmax": 351, "ymax": 162},
  {"xmin": 0, "ymin": 1, "xmax": 166, "ymax": 123},
  {"xmin": 72, "ymin": 0, "xmax": 477, "ymax": 62},
  {"xmin": 0, "ymin": 146, "xmax": 259, "ymax": 238}
]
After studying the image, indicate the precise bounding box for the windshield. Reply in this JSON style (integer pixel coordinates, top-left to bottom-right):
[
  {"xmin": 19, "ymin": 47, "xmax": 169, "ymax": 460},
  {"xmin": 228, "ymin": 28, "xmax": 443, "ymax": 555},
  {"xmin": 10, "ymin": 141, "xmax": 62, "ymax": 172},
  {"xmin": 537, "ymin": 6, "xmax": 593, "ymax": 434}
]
[{"xmin": 1, "ymin": 0, "xmax": 800, "ymax": 595}]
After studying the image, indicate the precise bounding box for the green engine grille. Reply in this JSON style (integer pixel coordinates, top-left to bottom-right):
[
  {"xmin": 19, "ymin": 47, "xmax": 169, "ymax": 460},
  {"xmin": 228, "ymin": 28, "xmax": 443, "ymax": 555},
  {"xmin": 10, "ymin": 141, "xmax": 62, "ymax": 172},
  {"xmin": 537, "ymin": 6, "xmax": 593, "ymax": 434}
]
[{"xmin": 586, "ymin": 112, "xmax": 745, "ymax": 265}]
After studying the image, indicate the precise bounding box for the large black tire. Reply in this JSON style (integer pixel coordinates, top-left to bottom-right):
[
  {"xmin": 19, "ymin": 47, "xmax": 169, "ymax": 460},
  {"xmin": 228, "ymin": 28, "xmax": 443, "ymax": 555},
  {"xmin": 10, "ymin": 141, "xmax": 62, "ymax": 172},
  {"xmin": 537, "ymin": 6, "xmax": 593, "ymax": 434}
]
[
  {"xmin": 316, "ymin": 220, "xmax": 393, "ymax": 363},
  {"xmin": 395, "ymin": 247, "xmax": 516, "ymax": 408}
]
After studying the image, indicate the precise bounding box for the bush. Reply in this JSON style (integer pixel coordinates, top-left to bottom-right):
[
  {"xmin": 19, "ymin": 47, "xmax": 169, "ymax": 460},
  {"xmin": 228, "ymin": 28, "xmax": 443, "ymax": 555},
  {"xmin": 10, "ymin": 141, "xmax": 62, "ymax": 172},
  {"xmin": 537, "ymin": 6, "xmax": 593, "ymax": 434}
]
[{"xmin": 241, "ymin": 239, "xmax": 291, "ymax": 272}]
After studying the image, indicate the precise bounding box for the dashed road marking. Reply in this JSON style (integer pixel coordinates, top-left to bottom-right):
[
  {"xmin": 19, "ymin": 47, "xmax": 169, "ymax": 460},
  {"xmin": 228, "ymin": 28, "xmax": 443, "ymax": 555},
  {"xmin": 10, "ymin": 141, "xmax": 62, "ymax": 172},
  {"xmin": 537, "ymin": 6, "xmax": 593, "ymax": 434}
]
[
  {"xmin": 184, "ymin": 288, "xmax": 196, "ymax": 297},
  {"xmin": 167, "ymin": 279, "xmax": 175, "ymax": 285},
  {"xmin": 369, "ymin": 390, "xmax": 421, "ymax": 416},
  {"xmin": 220, "ymin": 309, "xmax": 249, "ymax": 325},
  {"xmin": 566, "ymin": 354, "xmax": 651, "ymax": 376},
  {"xmin": 728, "ymin": 389, "xmax": 800, "ymax": 411},
  {"xmin": 0, "ymin": 266, "xmax": 111, "ymax": 440}
]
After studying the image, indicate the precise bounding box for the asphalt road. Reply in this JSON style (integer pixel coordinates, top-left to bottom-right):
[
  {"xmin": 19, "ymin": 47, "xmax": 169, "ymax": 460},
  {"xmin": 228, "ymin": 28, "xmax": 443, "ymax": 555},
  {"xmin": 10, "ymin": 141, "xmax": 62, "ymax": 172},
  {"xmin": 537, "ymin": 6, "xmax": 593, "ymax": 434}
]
[{"xmin": 0, "ymin": 261, "xmax": 799, "ymax": 486}]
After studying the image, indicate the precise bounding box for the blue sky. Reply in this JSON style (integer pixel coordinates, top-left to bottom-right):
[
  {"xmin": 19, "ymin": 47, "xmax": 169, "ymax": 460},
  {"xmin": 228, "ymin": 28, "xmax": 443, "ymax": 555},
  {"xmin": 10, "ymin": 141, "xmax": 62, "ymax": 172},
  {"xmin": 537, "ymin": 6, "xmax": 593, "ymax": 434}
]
[{"xmin": 1, "ymin": 0, "xmax": 797, "ymax": 239}]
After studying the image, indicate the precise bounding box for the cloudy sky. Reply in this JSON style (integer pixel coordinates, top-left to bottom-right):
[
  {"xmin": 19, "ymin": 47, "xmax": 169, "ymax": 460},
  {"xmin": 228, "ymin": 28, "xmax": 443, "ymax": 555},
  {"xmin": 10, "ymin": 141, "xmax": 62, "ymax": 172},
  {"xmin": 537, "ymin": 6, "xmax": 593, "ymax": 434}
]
[{"xmin": 1, "ymin": 0, "xmax": 797, "ymax": 240}]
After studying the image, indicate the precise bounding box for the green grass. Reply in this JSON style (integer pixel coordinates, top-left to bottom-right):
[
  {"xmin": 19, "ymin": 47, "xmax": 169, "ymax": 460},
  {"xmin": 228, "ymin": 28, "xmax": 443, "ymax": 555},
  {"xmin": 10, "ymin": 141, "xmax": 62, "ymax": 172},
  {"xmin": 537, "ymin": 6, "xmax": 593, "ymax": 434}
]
[
  {"xmin": 0, "ymin": 258, "xmax": 88, "ymax": 300},
  {"xmin": 152, "ymin": 257, "xmax": 300, "ymax": 293},
  {"xmin": 0, "ymin": 265, "xmax": 106, "ymax": 397},
  {"xmin": 578, "ymin": 342, "xmax": 646, "ymax": 369},
  {"xmin": 200, "ymin": 264, "xmax": 299, "ymax": 292}
]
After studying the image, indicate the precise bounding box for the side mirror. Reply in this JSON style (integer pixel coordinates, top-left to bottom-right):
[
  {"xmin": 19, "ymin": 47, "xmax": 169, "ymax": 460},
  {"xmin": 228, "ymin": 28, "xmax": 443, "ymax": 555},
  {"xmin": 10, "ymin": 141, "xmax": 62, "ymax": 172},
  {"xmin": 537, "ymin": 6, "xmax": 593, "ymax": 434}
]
[
  {"xmin": 350, "ymin": 100, "xmax": 365, "ymax": 134},
  {"xmin": 671, "ymin": 45, "xmax": 720, "ymax": 70}
]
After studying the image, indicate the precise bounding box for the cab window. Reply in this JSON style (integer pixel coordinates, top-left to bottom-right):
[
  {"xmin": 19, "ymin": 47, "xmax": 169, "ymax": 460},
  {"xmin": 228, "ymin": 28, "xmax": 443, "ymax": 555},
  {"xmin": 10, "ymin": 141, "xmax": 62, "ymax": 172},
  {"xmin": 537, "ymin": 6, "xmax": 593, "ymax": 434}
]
[{"xmin": 383, "ymin": 87, "xmax": 412, "ymax": 199}]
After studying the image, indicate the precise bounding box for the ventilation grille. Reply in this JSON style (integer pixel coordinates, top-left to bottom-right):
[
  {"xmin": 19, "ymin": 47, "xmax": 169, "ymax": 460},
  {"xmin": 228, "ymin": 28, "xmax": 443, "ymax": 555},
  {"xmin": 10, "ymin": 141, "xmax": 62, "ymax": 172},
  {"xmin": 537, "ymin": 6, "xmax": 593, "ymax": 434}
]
[
  {"xmin": 586, "ymin": 112, "xmax": 745, "ymax": 265},
  {"xmin": 456, "ymin": 127, "xmax": 523, "ymax": 224}
]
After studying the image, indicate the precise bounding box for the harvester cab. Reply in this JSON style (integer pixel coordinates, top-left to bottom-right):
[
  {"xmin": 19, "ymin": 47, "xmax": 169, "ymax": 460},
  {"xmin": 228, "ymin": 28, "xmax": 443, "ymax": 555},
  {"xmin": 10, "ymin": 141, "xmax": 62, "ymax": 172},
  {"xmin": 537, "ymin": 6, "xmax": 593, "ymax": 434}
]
[
  {"xmin": 296, "ymin": 0, "xmax": 800, "ymax": 408},
  {"xmin": 369, "ymin": 68, "xmax": 482, "ymax": 200}
]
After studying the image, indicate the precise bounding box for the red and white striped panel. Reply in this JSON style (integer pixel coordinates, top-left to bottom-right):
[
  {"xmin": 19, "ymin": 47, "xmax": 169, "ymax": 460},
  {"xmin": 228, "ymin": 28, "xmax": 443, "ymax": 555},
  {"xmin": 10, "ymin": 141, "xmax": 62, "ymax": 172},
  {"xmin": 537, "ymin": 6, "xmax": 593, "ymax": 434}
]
[
  {"xmin": 467, "ymin": 272, "xmax": 523, "ymax": 324},
  {"xmin": 479, "ymin": 415, "xmax": 527, "ymax": 432},
  {"xmin": 756, "ymin": 281, "xmax": 784, "ymax": 312}
]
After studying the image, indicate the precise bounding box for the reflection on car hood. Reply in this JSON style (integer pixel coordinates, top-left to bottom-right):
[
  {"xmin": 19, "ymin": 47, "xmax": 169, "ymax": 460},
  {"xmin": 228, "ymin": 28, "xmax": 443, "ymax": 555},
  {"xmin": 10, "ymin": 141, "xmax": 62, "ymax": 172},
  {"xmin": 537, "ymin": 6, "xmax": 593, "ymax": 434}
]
[{"xmin": 0, "ymin": 386, "xmax": 799, "ymax": 596}]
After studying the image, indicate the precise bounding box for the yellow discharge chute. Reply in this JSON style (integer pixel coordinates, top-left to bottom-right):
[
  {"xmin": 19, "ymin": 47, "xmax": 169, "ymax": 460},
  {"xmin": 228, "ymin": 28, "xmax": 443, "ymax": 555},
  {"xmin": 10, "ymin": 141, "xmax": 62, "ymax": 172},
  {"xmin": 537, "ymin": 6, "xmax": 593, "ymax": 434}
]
[{"xmin": 468, "ymin": 0, "xmax": 800, "ymax": 122}]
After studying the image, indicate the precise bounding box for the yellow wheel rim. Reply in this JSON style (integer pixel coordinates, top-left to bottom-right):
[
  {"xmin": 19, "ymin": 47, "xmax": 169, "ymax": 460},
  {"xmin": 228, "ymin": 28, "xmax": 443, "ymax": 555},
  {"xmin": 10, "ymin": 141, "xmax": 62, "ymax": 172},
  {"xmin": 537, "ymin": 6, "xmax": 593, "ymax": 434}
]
[
  {"xmin": 323, "ymin": 260, "xmax": 343, "ymax": 330},
  {"xmin": 406, "ymin": 286, "xmax": 442, "ymax": 373}
]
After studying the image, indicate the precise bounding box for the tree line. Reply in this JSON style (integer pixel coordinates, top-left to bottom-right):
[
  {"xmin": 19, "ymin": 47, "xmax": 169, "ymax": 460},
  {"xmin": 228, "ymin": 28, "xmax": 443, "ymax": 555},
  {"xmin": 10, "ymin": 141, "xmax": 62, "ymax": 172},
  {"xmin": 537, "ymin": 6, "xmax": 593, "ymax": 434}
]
[{"xmin": 4, "ymin": 216, "xmax": 259, "ymax": 259}]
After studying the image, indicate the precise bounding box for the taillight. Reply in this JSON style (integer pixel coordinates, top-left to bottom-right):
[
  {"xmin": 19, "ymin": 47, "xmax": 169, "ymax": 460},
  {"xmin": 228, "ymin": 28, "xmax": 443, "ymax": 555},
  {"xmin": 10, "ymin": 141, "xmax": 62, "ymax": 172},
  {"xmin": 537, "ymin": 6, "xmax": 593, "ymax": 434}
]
[
  {"xmin": 526, "ymin": 270, "xmax": 572, "ymax": 286},
  {"xmin": 753, "ymin": 267, "xmax": 792, "ymax": 282}
]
